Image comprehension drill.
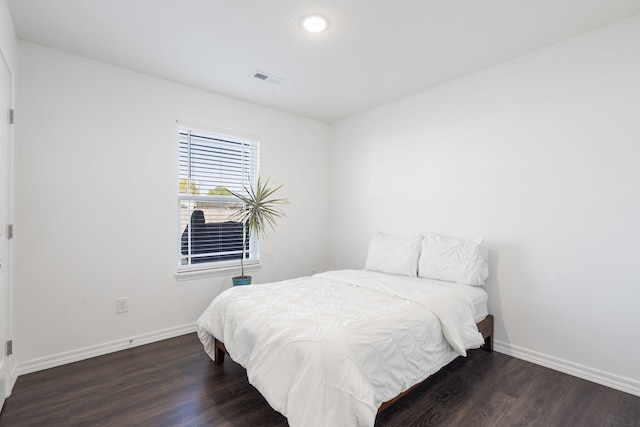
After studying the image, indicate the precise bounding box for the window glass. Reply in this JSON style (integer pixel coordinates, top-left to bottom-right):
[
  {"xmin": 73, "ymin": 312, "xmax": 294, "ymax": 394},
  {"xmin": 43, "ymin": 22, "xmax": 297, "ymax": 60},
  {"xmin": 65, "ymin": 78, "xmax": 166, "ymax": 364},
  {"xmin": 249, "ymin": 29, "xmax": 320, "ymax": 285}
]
[{"xmin": 178, "ymin": 127, "xmax": 259, "ymax": 270}]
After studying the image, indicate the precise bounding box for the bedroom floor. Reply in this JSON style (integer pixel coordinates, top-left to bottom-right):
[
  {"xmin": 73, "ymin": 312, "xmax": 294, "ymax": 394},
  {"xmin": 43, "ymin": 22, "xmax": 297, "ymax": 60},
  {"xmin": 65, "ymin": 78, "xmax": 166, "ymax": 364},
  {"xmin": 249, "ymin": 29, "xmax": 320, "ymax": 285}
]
[{"xmin": 1, "ymin": 333, "xmax": 638, "ymax": 426}]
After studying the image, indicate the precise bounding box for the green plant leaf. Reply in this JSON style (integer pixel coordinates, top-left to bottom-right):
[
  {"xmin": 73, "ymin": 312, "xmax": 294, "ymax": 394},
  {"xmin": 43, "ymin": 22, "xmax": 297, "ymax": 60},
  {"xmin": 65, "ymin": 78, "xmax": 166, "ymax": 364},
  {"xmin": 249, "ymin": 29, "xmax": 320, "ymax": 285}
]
[{"xmin": 229, "ymin": 177, "xmax": 288, "ymax": 239}]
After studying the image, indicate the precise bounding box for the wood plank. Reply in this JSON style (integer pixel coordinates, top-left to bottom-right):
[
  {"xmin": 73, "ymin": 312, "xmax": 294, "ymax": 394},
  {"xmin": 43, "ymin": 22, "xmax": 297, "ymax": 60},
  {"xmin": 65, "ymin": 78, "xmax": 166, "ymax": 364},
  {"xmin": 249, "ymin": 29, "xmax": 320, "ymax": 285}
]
[
  {"xmin": 605, "ymin": 388, "xmax": 640, "ymax": 427},
  {"xmin": 1, "ymin": 333, "xmax": 639, "ymax": 427},
  {"xmin": 499, "ymin": 363, "xmax": 574, "ymax": 426}
]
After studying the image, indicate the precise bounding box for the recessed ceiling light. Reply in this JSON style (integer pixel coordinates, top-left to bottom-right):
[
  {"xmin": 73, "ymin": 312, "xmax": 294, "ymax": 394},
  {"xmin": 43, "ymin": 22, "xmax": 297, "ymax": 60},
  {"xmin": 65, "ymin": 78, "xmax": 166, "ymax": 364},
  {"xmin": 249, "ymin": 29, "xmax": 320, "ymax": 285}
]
[{"xmin": 300, "ymin": 14, "xmax": 330, "ymax": 33}]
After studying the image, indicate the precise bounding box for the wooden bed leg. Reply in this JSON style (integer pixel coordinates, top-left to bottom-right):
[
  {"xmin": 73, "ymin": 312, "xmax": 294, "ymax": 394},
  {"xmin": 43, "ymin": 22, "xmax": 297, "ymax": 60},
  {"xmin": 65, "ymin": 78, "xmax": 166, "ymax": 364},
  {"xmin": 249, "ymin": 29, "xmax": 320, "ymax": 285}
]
[
  {"xmin": 484, "ymin": 333, "xmax": 494, "ymax": 353},
  {"xmin": 477, "ymin": 315, "xmax": 494, "ymax": 353},
  {"xmin": 214, "ymin": 338, "xmax": 226, "ymax": 366}
]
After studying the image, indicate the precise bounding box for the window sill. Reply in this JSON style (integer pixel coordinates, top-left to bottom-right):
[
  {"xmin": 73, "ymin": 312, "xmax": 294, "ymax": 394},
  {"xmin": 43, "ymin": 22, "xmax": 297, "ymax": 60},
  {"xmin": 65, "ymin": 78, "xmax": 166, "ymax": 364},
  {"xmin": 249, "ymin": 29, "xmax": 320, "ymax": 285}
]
[{"xmin": 174, "ymin": 262, "xmax": 261, "ymax": 282}]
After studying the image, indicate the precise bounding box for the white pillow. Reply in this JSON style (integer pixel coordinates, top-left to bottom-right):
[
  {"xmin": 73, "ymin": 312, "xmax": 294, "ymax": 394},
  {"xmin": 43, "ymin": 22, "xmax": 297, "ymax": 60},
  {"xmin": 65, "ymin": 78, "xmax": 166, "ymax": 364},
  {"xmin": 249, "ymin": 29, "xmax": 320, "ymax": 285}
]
[
  {"xmin": 364, "ymin": 232, "xmax": 421, "ymax": 277},
  {"xmin": 418, "ymin": 233, "xmax": 488, "ymax": 286}
]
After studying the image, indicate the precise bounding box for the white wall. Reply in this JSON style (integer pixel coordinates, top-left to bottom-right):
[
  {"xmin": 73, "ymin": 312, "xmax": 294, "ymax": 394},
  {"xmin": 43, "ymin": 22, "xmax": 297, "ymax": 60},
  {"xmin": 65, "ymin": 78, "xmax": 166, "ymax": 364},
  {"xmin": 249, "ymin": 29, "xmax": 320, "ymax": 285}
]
[
  {"xmin": 0, "ymin": 1, "xmax": 15, "ymax": 70},
  {"xmin": 14, "ymin": 41, "xmax": 330, "ymax": 369},
  {"xmin": 10, "ymin": 5, "xmax": 640, "ymax": 398},
  {"xmin": 329, "ymin": 15, "xmax": 640, "ymax": 394}
]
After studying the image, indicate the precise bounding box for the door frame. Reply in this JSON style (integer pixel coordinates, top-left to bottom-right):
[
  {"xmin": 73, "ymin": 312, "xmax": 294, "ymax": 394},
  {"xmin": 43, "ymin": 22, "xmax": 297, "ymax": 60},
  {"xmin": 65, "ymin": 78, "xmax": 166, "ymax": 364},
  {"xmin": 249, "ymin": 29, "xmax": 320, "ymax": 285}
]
[{"xmin": 0, "ymin": 42, "xmax": 14, "ymax": 412}]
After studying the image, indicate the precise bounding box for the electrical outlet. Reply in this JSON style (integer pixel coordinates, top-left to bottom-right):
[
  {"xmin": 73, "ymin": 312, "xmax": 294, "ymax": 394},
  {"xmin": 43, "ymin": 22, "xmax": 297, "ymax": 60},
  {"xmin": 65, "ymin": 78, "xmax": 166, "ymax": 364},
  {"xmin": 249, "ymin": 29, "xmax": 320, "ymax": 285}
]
[{"xmin": 116, "ymin": 297, "xmax": 128, "ymax": 314}]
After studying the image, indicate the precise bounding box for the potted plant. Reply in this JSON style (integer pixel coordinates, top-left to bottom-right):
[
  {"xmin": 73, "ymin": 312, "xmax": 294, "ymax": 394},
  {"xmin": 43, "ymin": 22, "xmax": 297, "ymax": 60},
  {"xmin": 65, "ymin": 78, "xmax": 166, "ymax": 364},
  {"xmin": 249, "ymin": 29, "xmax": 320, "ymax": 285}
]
[{"xmin": 230, "ymin": 177, "xmax": 288, "ymax": 285}]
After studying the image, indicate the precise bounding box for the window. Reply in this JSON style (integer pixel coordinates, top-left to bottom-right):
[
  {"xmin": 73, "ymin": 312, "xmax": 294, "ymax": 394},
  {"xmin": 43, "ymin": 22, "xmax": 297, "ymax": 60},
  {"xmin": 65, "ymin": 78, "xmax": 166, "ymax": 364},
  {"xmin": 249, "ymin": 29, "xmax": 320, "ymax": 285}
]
[{"xmin": 178, "ymin": 126, "xmax": 259, "ymax": 271}]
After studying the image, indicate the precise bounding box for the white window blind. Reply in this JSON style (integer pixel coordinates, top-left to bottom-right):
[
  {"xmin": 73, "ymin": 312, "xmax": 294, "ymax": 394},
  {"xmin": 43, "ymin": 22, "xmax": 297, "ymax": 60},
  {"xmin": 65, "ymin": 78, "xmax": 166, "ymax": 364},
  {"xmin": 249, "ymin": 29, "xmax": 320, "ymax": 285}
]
[{"xmin": 178, "ymin": 127, "xmax": 259, "ymax": 270}]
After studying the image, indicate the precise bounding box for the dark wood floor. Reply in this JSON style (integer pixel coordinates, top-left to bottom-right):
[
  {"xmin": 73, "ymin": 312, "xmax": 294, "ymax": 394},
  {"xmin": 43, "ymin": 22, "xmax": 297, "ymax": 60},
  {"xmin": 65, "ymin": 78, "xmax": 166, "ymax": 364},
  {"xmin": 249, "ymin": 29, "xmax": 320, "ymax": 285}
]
[{"xmin": 1, "ymin": 333, "xmax": 638, "ymax": 426}]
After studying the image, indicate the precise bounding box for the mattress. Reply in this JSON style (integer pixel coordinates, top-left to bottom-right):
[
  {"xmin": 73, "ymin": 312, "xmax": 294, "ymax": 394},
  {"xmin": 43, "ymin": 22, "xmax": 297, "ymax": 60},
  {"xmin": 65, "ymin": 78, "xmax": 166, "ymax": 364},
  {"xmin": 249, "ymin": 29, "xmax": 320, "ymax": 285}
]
[{"xmin": 433, "ymin": 280, "xmax": 489, "ymax": 322}]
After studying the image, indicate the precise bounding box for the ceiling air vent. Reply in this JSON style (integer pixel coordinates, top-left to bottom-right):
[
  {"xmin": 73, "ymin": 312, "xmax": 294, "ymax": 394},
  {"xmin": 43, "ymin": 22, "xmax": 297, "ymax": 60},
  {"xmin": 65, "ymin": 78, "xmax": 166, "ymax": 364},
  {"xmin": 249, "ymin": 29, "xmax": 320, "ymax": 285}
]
[{"xmin": 253, "ymin": 70, "xmax": 283, "ymax": 85}]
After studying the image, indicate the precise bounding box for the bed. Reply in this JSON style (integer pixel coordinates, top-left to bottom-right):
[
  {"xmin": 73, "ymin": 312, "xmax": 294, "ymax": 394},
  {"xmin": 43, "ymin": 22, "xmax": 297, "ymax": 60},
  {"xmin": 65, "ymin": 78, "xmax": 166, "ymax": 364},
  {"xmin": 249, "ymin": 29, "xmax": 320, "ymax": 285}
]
[{"xmin": 196, "ymin": 232, "xmax": 493, "ymax": 427}]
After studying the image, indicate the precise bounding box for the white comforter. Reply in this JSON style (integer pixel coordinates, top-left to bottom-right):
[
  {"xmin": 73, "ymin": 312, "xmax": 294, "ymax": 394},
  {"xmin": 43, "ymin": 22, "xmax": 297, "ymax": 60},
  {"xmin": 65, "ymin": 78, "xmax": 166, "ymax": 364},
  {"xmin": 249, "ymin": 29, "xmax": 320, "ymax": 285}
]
[{"xmin": 196, "ymin": 269, "xmax": 484, "ymax": 427}]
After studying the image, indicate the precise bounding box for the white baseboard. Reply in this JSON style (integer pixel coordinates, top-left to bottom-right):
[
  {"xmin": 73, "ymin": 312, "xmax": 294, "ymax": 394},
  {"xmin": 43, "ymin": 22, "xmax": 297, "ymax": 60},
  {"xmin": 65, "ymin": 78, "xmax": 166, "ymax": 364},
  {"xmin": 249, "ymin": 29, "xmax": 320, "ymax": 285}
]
[
  {"xmin": 494, "ymin": 340, "xmax": 640, "ymax": 397},
  {"xmin": 8, "ymin": 363, "xmax": 17, "ymax": 398},
  {"xmin": 16, "ymin": 323, "xmax": 197, "ymax": 376},
  {"xmin": 13, "ymin": 329, "xmax": 640, "ymax": 400}
]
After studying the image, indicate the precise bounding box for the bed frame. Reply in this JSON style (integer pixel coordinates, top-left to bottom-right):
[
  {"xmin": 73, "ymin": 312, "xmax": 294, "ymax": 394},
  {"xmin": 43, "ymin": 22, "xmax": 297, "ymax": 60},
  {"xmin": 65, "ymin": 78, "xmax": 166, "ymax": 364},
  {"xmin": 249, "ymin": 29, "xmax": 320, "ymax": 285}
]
[{"xmin": 212, "ymin": 314, "xmax": 494, "ymax": 413}]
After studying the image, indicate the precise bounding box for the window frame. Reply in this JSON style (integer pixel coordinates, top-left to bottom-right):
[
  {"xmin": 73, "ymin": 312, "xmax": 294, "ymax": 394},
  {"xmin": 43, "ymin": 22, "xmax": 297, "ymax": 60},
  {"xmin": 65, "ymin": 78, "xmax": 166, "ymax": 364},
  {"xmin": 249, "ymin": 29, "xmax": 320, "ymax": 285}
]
[{"xmin": 176, "ymin": 124, "xmax": 260, "ymax": 279}]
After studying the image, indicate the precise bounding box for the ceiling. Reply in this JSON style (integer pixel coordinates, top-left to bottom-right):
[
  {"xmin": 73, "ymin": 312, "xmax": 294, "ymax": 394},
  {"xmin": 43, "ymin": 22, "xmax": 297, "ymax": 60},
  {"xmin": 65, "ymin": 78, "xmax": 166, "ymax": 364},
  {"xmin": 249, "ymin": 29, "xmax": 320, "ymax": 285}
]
[{"xmin": 7, "ymin": 0, "xmax": 640, "ymax": 123}]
